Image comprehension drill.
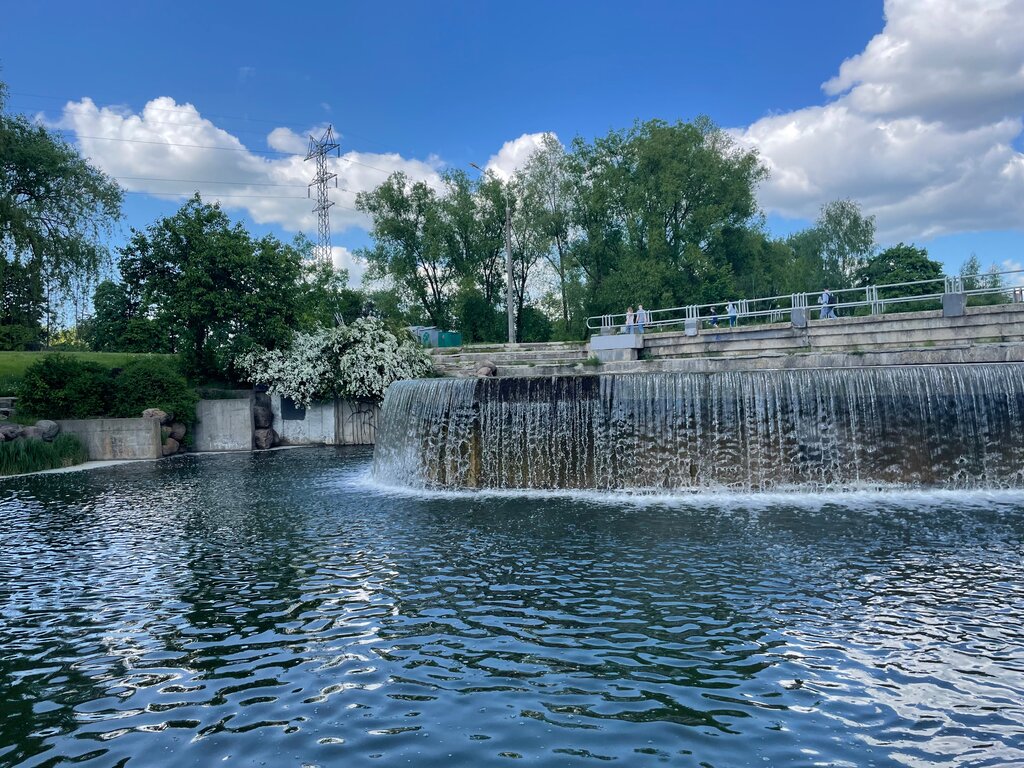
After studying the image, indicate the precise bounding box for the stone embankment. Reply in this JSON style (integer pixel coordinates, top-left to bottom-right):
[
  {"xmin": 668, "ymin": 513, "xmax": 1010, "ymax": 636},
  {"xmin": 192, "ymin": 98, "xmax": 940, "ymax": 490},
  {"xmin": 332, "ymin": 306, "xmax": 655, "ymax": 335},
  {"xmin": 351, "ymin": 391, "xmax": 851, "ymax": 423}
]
[{"xmin": 429, "ymin": 304, "xmax": 1024, "ymax": 378}]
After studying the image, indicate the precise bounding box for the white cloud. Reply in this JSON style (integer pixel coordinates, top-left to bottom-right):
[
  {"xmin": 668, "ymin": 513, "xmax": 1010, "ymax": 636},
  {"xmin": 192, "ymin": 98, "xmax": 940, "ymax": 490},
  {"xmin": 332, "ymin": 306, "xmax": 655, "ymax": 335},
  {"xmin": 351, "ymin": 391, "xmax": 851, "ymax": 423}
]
[
  {"xmin": 331, "ymin": 245, "xmax": 367, "ymax": 286},
  {"xmin": 485, "ymin": 132, "xmax": 559, "ymax": 180},
  {"xmin": 734, "ymin": 0, "xmax": 1024, "ymax": 242},
  {"xmin": 58, "ymin": 96, "xmax": 444, "ymax": 238}
]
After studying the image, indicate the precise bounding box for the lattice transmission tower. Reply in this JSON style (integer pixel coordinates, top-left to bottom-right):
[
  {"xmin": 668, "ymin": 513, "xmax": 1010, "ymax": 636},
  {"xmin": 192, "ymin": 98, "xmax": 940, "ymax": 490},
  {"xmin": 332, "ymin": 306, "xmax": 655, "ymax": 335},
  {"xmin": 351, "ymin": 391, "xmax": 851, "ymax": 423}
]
[{"xmin": 305, "ymin": 125, "xmax": 340, "ymax": 264}]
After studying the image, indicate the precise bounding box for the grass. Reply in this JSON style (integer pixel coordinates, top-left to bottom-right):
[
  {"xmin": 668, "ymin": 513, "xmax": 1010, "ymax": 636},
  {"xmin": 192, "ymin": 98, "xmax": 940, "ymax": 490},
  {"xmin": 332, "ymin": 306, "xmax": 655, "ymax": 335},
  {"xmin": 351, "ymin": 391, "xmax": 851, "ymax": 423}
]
[
  {"xmin": 0, "ymin": 434, "xmax": 89, "ymax": 476},
  {"xmin": 0, "ymin": 352, "xmax": 175, "ymax": 396},
  {"xmin": 583, "ymin": 355, "xmax": 603, "ymax": 367}
]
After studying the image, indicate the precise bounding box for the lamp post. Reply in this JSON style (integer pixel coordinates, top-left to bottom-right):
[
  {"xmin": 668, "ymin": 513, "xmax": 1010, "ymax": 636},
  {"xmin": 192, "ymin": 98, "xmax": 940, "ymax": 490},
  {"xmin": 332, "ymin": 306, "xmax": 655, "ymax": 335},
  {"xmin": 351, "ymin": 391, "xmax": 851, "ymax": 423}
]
[{"xmin": 470, "ymin": 162, "xmax": 515, "ymax": 345}]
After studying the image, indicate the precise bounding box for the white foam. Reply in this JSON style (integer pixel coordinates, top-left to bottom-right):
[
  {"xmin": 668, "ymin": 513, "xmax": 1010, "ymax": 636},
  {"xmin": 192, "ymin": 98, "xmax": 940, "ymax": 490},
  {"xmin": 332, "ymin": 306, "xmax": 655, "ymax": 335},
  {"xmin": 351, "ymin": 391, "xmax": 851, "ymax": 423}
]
[{"xmin": 338, "ymin": 465, "xmax": 1024, "ymax": 513}]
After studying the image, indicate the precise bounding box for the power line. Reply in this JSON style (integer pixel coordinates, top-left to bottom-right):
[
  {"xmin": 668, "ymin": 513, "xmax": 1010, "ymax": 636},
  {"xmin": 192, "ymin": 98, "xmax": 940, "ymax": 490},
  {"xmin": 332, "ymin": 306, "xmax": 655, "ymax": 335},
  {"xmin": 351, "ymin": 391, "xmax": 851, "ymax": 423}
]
[
  {"xmin": 120, "ymin": 188, "xmax": 362, "ymax": 212},
  {"xmin": 61, "ymin": 131, "xmax": 400, "ymax": 175},
  {"xmin": 8, "ymin": 89, "xmax": 392, "ymax": 151},
  {"xmin": 110, "ymin": 174, "xmax": 361, "ymax": 196}
]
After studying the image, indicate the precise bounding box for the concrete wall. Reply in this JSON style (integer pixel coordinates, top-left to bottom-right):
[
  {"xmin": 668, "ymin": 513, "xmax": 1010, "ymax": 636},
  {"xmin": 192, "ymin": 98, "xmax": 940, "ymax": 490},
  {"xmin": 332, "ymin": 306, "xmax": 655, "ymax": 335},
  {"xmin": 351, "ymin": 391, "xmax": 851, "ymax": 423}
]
[
  {"xmin": 271, "ymin": 395, "xmax": 336, "ymax": 445},
  {"xmin": 193, "ymin": 396, "xmax": 254, "ymax": 452},
  {"xmin": 270, "ymin": 395, "xmax": 379, "ymax": 445},
  {"xmin": 336, "ymin": 400, "xmax": 379, "ymax": 445},
  {"xmin": 56, "ymin": 418, "xmax": 162, "ymax": 460}
]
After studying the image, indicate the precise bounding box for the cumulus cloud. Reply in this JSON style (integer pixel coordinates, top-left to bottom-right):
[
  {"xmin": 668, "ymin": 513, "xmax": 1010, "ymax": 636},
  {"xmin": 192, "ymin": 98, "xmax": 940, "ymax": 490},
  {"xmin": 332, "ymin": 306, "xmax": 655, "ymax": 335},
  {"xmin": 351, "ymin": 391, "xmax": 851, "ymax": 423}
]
[
  {"xmin": 735, "ymin": 0, "xmax": 1024, "ymax": 242},
  {"xmin": 485, "ymin": 132, "xmax": 559, "ymax": 180},
  {"xmin": 58, "ymin": 96, "xmax": 444, "ymax": 238},
  {"xmin": 331, "ymin": 245, "xmax": 367, "ymax": 286}
]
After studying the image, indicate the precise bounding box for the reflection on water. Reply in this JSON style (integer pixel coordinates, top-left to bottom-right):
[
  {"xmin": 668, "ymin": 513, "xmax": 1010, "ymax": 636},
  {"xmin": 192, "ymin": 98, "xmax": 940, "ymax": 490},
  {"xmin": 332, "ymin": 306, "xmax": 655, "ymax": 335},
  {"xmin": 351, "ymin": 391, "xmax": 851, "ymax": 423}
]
[{"xmin": 1, "ymin": 447, "xmax": 1023, "ymax": 767}]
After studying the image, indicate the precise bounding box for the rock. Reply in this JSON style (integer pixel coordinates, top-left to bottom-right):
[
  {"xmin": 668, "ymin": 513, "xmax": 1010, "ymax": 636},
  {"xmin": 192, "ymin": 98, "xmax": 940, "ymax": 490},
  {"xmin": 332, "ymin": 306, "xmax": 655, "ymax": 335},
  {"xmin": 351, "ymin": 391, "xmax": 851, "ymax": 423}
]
[
  {"xmin": 143, "ymin": 408, "xmax": 170, "ymax": 424},
  {"xmin": 169, "ymin": 422, "xmax": 186, "ymax": 441},
  {"xmin": 20, "ymin": 426, "xmax": 43, "ymax": 440},
  {"xmin": 254, "ymin": 428, "xmax": 277, "ymax": 450},
  {"xmin": 162, "ymin": 437, "xmax": 180, "ymax": 456},
  {"xmin": 253, "ymin": 405, "xmax": 273, "ymax": 429},
  {"xmin": 35, "ymin": 420, "xmax": 59, "ymax": 441},
  {"xmin": 0, "ymin": 424, "xmax": 23, "ymax": 441}
]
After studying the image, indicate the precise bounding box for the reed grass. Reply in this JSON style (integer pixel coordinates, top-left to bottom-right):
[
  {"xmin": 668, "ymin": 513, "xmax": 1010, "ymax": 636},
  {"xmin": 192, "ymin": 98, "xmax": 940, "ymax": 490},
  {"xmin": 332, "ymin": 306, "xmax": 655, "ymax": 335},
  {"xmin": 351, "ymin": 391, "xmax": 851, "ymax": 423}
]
[{"xmin": 0, "ymin": 434, "xmax": 89, "ymax": 476}]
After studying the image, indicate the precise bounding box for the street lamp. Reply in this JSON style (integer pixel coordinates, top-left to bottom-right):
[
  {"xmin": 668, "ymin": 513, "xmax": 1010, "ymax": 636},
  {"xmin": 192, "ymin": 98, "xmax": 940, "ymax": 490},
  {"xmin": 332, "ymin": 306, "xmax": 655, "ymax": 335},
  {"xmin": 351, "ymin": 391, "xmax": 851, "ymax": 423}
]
[{"xmin": 469, "ymin": 162, "xmax": 515, "ymax": 345}]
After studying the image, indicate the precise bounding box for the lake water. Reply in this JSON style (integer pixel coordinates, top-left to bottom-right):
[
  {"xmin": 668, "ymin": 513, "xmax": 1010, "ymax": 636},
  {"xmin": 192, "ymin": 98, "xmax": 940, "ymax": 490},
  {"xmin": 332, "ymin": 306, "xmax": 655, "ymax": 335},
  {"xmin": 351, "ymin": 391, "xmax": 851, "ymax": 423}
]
[{"xmin": 2, "ymin": 447, "xmax": 1023, "ymax": 767}]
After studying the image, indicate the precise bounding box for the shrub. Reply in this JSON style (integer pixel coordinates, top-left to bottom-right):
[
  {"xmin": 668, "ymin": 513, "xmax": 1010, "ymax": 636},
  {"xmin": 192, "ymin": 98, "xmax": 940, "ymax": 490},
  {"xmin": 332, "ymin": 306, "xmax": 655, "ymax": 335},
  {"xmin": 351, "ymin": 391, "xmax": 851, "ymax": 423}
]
[
  {"xmin": 15, "ymin": 354, "xmax": 113, "ymax": 419},
  {"xmin": 237, "ymin": 317, "xmax": 434, "ymax": 407},
  {"xmin": 111, "ymin": 358, "xmax": 198, "ymax": 424},
  {"xmin": 0, "ymin": 434, "xmax": 89, "ymax": 476}
]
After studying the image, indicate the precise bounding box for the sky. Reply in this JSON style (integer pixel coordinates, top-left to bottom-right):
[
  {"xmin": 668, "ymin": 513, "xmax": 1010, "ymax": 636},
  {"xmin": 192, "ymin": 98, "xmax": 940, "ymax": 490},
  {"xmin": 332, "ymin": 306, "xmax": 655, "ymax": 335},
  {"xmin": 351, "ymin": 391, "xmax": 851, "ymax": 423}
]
[{"xmin": 2, "ymin": 0, "xmax": 1023, "ymax": 286}]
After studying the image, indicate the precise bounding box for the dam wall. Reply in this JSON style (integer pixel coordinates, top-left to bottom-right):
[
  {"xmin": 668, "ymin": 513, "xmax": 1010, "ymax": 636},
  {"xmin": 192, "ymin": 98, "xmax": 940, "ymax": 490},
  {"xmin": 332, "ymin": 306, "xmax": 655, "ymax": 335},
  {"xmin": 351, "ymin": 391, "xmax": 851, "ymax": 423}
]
[{"xmin": 373, "ymin": 365, "xmax": 1024, "ymax": 493}]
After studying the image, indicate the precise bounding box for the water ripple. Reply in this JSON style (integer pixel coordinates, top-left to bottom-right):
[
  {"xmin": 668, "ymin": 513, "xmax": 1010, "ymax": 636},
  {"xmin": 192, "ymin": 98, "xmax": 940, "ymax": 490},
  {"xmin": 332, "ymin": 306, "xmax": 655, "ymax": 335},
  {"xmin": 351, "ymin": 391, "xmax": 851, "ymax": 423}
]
[{"xmin": 1, "ymin": 447, "xmax": 1023, "ymax": 766}]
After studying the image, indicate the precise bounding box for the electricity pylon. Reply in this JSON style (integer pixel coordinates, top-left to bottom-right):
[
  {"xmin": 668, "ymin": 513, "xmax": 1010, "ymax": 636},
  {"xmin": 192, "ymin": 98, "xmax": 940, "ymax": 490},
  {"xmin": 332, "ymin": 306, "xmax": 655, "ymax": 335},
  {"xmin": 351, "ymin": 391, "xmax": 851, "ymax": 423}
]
[{"xmin": 305, "ymin": 125, "xmax": 340, "ymax": 265}]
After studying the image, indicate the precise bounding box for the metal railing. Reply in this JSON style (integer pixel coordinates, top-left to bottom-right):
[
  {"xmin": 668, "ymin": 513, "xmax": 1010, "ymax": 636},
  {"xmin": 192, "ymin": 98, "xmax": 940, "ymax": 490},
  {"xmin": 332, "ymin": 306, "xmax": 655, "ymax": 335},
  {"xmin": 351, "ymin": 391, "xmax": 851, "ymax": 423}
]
[{"xmin": 587, "ymin": 268, "xmax": 1024, "ymax": 333}]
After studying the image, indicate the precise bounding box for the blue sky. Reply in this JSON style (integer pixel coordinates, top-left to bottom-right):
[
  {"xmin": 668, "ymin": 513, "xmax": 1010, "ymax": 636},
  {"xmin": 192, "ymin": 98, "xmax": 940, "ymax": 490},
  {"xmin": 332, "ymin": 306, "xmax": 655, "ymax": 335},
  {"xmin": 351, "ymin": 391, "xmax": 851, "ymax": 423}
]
[{"xmin": 2, "ymin": 0, "xmax": 1023, "ymax": 282}]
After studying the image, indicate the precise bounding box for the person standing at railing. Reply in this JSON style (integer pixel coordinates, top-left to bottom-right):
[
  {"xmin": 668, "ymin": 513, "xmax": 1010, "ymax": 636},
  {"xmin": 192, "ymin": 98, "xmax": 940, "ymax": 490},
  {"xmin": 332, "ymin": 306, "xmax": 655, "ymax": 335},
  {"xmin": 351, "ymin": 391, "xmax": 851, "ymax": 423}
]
[
  {"xmin": 636, "ymin": 304, "xmax": 648, "ymax": 334},
  {"xmin": 709, "ymin": 306, "xmax": 720, "ymax": 328},
  {"xmin": 726, "ymin": 301, "xmax": 738, "ymax": 328},
  {"xmin": 624, "ymin": 306, "xmax": 635, "ymax": 334},
  {"xmin": 818, "ymin": 289, "xmax": 836, "ymax": 320}
]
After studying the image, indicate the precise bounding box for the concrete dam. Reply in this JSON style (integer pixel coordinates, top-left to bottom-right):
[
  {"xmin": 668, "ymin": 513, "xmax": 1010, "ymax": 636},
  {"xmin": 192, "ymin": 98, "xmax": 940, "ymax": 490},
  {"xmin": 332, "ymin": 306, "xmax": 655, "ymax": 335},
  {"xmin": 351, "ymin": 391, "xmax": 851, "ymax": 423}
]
[{"xmin": 372, "ymin": 365, "xmax": 1024, "ymax": 493}]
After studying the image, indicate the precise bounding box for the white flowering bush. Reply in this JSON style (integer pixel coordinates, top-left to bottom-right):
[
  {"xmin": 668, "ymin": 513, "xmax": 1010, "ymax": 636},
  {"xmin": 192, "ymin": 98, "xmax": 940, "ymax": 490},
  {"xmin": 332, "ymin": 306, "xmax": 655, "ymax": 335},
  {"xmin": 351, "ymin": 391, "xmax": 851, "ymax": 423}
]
[{"xmin": 236, "ymin": 318, "xmax": 434, "ymax": 406}]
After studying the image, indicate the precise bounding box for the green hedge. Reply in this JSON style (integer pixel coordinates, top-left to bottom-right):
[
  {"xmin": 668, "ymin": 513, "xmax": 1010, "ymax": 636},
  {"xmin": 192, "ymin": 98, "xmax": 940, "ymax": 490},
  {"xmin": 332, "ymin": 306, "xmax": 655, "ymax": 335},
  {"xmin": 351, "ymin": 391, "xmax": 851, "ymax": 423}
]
[
  {"xmin": 0, "ymin": 434, "xmax": 89, "ymax": 476},
  {"xmin": 15, "ymin": 354, "xmax": 197, "ymax": 424}
]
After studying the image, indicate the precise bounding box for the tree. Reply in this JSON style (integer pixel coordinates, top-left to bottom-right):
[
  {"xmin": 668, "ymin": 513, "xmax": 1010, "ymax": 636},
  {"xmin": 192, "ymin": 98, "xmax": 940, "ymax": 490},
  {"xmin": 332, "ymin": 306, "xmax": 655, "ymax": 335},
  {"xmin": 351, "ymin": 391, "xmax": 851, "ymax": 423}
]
[
  {"xmin": 84, "ymin": 279, "xmax": 169, "ymax": 353},
  {"xmin": 960, "ymin": 253, "xmax": 1008, "ymax": 306},
  {"xmin": 0, "ymin": 81, "xmax": 122, "ymax": 348},
  {"xmin": 356, "ymin": 173, "xmax": 455, "ymax": 327},
  {"xmin": 518, "ymin": 135, "xmax": 575, "ymax": 330},
  {"xmin": 118, "ymin": 195, "xmax": 305, "ymax": 378},
  {"xmin": 565, "ymin": 117, "xmax": 767, "ymax": 318},
  {"xmin": 856, "ymin": 243, "xmax": 943, "ymax": 312},
  {"xmin": 814, "ymin": 200, "xmax": 876, "ymax": 286}
]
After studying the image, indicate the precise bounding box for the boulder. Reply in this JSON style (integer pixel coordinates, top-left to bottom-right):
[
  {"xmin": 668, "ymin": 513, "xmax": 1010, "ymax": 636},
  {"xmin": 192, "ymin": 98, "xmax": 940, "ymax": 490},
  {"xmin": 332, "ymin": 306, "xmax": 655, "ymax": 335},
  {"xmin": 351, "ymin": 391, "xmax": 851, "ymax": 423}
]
[
  {"xmin": 253, "ymin": 405, "xmax": 273, "ymax": 430},
  {"xmin": 35, "ymin": 420, "xmax": 60, "ymax": 441},
  {"xmin": 169, "ymin": 422, "xmax": 186, "ymax": 441},
  {"xmin": 162, "ymin": 437, "xmax": 180, "ymax": 456},
  {"xmin": 0, "ymin": 424, "xmax": 23, "ymax": 441},
  {"xmin": 254, "ymin": 428, "xmax": 278, "ymax": 450},
  {"xmin": 143, "ymin": 408, "xmax": 170, "ymax": 424}
]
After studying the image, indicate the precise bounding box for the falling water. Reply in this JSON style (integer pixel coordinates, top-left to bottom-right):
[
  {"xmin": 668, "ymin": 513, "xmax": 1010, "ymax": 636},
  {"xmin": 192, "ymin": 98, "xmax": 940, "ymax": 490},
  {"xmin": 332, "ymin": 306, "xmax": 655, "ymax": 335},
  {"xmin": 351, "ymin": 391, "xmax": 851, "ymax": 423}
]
[{"xmin": 372, "ymin": 366, "xmax": 1024, "ymax": 492}]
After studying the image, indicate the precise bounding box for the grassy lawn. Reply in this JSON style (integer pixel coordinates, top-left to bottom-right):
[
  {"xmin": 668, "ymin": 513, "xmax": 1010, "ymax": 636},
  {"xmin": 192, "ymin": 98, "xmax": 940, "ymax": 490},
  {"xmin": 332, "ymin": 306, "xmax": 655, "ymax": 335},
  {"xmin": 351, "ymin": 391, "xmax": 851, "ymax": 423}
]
[{"xmin": 0, "ymin": 352, "xmax": 176, "ymax": 395}]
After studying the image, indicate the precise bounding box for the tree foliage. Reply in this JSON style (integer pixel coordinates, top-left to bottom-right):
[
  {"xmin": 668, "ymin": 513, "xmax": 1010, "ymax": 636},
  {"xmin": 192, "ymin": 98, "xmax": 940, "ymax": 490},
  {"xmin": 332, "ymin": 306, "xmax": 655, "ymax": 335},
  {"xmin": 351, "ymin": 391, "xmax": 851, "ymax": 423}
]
[
  {"xmin": 116, "ymin": 195, "xmax": 308, "ymax": 377},
  {"xmin": 0, "ymin": 81, "xmax": 122, "ymax": 349}
]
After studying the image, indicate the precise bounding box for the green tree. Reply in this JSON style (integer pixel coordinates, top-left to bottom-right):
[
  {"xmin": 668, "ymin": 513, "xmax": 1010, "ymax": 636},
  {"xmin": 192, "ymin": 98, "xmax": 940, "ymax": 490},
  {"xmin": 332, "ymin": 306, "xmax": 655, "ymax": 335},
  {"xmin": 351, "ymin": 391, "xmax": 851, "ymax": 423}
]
[
  {"xmin": 356, "ymin": 173, "xmax": 455, "ymax": 327},
  {"xmin": 565, "ymin": 117, "xmax": 766, "ymax": 317},
  {"xmin": 119, "ymin": 195, "xmax": 305, "ymax": 378},
  {"xmin": 0, "ymin": 81, "xmax": 122, "ymax": 348},
  {"xmin": 855, "ymin": 243, "xmax": 942, "ymax": 291},
  {"xmin": 84, "ymin": 279, "xmax": 170, "ymax": 353}
]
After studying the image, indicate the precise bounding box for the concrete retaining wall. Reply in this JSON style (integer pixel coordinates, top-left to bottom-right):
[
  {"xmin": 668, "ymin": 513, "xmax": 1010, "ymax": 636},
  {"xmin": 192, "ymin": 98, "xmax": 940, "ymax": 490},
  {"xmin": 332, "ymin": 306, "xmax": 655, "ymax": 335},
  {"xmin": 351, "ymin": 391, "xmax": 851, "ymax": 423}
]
[
  {"xmin": 193, "ymin": 396, "xmax": 254, "ymax": 452},
  {"xmin": 270, "ymin": 395, "xmax": 379, "ymax": 445},
  {"xmin": 56, "ymin": 418, "xmax": 162, "ymax": 460},
  {"xmin": 337, "ymin": 400, "xmax": 379, "ymax": 445},
  {"xmin": 271, "ymin": 395, "xmax": 336, "ymax": 445}
]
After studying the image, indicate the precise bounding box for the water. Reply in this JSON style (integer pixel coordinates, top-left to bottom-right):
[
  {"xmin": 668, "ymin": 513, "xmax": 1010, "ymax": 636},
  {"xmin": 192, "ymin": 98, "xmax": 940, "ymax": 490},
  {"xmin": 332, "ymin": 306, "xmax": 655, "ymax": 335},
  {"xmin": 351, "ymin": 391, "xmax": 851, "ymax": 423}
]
[
  {"xmin": 373, "ymin": 367, "xmax": 1024, "ymax": 491},
  {"xmin": 2, "ymin": 447, "xmax": 1023, "ymax": 767}
]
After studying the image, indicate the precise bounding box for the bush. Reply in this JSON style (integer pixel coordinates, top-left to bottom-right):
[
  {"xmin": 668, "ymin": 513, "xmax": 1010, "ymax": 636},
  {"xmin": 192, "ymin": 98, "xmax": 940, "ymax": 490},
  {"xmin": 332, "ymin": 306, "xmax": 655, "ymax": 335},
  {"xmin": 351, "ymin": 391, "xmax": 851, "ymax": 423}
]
[
  {"xmin": 16, "ymin": 354, "xmax": 113, "ymax": 419},
  {"xmin": 0, "ymin": 434, "xmax": 89, "ymax": 476},
  {"xmin": 111, "ymin": 358, "xmax": 198, "ymax": 424}
]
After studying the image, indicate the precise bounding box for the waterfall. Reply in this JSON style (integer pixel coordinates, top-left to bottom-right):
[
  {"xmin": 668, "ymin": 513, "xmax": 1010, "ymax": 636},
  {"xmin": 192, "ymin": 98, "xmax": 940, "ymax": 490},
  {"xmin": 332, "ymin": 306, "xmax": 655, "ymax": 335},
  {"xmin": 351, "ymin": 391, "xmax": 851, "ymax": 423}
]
[{"xmin": 372, "ymin": 366, "xmax": 1024, "ymax": 492}]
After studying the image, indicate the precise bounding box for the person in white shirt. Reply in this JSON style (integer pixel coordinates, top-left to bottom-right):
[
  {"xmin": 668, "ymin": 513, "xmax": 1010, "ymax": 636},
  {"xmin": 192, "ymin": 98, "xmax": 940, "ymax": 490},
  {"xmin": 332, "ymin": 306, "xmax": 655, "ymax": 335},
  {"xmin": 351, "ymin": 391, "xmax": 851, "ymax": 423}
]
[
  {"xmin": 635, "ymin": 304, "xmax": 648, "ymax": 334},
  {"xmin": 726, "ymin": 301, "xmax": 738, "ymax": 328},
  {"xmin": 623, "ymin": 306, "xmax": 635, "ymax": 334}
]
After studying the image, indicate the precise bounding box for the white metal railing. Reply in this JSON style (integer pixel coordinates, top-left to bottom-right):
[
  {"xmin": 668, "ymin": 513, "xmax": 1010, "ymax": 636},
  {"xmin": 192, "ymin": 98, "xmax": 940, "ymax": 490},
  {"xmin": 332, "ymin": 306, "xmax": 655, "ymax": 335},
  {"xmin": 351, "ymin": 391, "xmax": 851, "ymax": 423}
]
[{"xmin": 586, "ymin": 268, "xmax": 1024, "ymax": 333}]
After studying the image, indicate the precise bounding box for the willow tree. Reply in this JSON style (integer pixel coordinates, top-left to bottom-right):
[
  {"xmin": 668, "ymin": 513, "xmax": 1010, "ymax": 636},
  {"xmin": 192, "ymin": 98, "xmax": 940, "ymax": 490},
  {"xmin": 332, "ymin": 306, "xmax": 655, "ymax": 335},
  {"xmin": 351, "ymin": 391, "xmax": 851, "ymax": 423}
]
[{"xmin": 0, "ymin": 81, "xmax": 122, "ymax": 348}]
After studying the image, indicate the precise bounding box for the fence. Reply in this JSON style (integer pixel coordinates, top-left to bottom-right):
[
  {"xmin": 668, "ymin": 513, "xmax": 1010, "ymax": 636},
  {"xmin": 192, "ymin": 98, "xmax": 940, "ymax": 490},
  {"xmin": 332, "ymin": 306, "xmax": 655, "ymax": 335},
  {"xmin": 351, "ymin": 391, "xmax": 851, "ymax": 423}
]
[{"xmin": 587, "ymin": 269, "xmax": 1024, "ymax": 333}]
